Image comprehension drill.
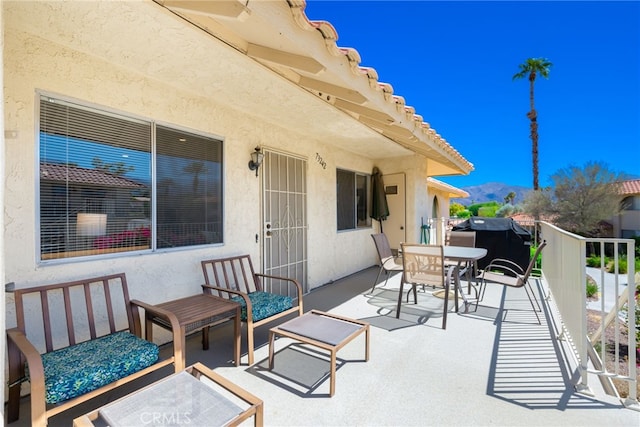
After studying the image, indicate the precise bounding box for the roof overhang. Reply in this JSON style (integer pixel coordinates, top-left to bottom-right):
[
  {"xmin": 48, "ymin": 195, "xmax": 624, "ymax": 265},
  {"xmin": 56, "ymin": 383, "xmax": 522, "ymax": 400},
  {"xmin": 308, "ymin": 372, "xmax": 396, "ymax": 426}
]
[
  {"xmin": 154, "ymin": 0, "xmax": 474, "ymax": 176},
  {"xmin": 427, "ymin": 177, "xmax": 469, "ymax": 199}
]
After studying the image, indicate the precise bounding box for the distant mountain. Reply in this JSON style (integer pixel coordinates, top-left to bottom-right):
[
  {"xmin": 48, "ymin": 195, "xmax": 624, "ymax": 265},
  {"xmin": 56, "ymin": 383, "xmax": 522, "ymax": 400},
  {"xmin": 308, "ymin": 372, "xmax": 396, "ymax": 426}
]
[{"xmin": 451, "ymin": 182, "xmax": 532, "ymax": 205}]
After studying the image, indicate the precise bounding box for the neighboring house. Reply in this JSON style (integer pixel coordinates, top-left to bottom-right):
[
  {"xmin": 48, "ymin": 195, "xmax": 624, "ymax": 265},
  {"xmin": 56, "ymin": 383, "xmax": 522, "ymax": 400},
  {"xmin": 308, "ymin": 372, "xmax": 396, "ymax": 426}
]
[
  {"xmin": 612, "ymin": 178, "xmax": 640, "ymax": 238},
  {"xmin": 427, "ymin": 177, "xmax": 470, "ymax": 219},
  {"xmin": 2, "ymin": 1, "xmax": 472, "ymax": 334}
]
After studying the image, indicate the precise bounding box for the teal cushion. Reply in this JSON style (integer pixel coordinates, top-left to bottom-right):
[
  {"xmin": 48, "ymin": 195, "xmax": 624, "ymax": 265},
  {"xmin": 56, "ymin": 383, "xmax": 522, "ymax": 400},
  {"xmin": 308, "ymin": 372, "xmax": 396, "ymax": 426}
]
[
  {"xmin": 37, "ymin": 331, "xmax": 159, "ymax": 404},
  {"xmin": 231, "ymin": 291, "xmax": 293, "ymax": 322}
]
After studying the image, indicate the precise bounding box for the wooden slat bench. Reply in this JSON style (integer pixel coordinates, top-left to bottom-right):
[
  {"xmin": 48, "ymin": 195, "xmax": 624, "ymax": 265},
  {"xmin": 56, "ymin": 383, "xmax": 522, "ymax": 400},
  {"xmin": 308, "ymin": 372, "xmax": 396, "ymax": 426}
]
[{"xmin": 6, "ymin": 273, "xmax": 182, "ymax": 427}]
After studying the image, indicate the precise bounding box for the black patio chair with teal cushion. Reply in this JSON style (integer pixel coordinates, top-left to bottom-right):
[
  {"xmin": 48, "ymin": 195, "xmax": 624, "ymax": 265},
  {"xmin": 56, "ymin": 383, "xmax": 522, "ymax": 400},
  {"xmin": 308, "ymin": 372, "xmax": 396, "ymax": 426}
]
[
  {"xmin": 5, "ymin": 273, "xmax": 181, "ymax": 427},
  {"xmin": 201, "ymin": 254, "xmax": 303, "ymax": 365},
  {"xmin": 477, "ymin": 240, "xmax": 546, "ymax": 324},
  {"xmin": 370, "ymin": 233, "xmax": 403, "ymax": 293}
]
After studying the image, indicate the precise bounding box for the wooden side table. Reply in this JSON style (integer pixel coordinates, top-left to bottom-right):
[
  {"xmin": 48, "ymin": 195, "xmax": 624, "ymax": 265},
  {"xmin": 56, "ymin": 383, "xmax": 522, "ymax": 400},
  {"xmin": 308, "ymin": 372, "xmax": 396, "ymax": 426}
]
[
  {"xmin": 145, "ymin": 294, "xmax": 240, "ymax": 370},
  {"xmin": 73, "ymin": 362, "xmax": 263, "ymax": 427}
]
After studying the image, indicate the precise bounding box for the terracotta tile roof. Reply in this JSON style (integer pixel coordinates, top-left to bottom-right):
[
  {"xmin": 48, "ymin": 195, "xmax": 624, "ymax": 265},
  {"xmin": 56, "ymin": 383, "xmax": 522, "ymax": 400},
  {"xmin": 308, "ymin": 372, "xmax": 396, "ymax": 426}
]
[
  {"xmin": 293, "ymin": 8, "xmax": 471, "ymax": 170},
  {"xmin": 154, "ymin": 0, "xmax": 474, "ymax": 176},
  {"xmin": 619, "ymin": 179, "xmax": 640, "ymax": 195},
  {"xmin": 40, "ymin": 163, "xmax": 146, "ymax": 189}
]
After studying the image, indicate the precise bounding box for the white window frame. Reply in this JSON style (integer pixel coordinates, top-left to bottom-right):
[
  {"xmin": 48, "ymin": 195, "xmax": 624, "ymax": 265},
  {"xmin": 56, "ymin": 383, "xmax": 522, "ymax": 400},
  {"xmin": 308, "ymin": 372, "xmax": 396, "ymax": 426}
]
[{"xmin": 37, "ymin": 92, "xmax": 224, "ymax": 263}]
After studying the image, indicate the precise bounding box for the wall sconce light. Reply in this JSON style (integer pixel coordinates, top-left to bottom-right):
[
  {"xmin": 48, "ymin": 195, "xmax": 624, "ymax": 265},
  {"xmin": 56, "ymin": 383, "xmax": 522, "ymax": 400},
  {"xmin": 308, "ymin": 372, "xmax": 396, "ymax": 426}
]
[{"xmin": 248, "ymin": 146, "xmax": 264, "ymax": 177}]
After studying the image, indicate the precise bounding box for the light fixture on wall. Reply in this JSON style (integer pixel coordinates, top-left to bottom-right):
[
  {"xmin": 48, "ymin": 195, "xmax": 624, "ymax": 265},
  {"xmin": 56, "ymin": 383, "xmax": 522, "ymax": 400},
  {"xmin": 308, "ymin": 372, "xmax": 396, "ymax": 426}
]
[
  {"xmin": 248, "ymin": 146, "xmax": 264, "ymax": 177},
  {"xmin": 77, "ymin": 213, "xmax": 107, "ymax": 237}
]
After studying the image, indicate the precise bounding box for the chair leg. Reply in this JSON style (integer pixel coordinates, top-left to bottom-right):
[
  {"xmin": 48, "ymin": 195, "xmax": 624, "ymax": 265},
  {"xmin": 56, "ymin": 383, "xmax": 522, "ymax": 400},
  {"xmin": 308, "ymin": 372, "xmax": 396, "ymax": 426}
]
[
  {"xmin": 383, "ymin": 270, "xmax": 393, "ymax": 287},
  {"xmin": 478, "ymin": 279, "xmax": 487, "ymax": 302},
  {"xmin": 371, "ymin": 266, "xmax": 385, "ymax": 293},
  {"xmin": 246, "ymin": 323, "xmax": 255, "ymax": 365},
  {"xmin": 524, "ymin": 281, "xmax": 542, "ymax": 325},
  {"xmin": 441, "ymin": 281, "xmax": 449, "ymax": 330},
  {"xmin": 405, "ymin": 284, "xmax": 418, "ymax": 303},
  {"xmin": 526, "ymin": 280, "xmax": 543, "ymax": 312},
  {"xmin": 396, "ymin": 280, "xmax": 406, "ymax": 318}
]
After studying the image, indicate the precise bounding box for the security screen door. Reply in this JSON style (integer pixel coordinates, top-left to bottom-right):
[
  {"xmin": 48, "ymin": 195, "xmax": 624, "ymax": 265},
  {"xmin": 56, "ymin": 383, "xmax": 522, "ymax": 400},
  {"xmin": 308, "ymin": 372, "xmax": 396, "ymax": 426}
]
[{"xmin": 262, "ymin": 150, "xmax": 308, "ymax": 293}]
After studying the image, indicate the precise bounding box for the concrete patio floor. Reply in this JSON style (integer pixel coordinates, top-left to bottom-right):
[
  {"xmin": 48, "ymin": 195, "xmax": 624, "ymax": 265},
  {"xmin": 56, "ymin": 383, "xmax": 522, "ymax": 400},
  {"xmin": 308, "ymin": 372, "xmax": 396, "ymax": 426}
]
[{"xmin": 9, "ymin": 266, "xmax": 639, "ymax": 426}]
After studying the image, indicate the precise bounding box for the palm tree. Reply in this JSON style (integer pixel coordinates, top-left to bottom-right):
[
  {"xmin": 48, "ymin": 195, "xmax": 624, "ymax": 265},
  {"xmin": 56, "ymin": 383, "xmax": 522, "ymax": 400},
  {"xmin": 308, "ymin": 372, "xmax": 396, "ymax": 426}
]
[
  {"xmin": 513, "ymin": 58, "xmax": 552, "ymax": 190},
  {"xmin": 504, "ymin": 191, "xmax": 516, "ymax": 205}
]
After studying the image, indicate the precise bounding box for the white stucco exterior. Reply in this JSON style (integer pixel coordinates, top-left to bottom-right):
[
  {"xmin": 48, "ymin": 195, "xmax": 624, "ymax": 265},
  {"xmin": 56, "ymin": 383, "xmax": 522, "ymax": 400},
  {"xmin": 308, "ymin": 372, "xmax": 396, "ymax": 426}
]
[{"xmin": 2, "ymin": 1, "xmax": 472, "ymax": 349}]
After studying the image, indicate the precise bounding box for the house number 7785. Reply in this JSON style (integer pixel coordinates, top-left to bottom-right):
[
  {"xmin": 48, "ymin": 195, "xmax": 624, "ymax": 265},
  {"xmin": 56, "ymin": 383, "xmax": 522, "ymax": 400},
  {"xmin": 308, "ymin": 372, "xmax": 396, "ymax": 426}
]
[{"xmin": 315, "ymin": 152, "xmax": 326, "ymax": 169}]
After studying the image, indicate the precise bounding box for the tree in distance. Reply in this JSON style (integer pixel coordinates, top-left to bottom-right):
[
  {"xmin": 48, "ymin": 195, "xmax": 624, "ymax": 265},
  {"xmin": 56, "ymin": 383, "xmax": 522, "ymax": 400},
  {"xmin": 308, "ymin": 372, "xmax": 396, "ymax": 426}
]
[{"xmin": 523, "ymin": 161, "xmax": 628, "ymax": 237}]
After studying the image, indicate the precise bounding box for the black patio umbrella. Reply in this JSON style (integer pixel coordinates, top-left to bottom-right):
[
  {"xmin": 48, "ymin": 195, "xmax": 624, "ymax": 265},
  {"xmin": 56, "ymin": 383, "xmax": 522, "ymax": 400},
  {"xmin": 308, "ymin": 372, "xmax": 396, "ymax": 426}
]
[{"xmin": 370, "ymin": 167, "xmax": 390, "ymax": 232}]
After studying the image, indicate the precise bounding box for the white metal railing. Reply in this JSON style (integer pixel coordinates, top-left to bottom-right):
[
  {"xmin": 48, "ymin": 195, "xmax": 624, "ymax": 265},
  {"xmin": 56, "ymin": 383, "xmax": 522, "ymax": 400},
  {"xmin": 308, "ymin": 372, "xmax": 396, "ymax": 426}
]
[
  {"xmin": 425, "ymin": 217, "xmax": 465, "ymax": 245},
  {"xmin": 540, "ymin": 221, "xmax": 638, "ymax": 409},
  {"xmin": 431, "ymin": 216, "xmax": 637, "ymax": 408}
]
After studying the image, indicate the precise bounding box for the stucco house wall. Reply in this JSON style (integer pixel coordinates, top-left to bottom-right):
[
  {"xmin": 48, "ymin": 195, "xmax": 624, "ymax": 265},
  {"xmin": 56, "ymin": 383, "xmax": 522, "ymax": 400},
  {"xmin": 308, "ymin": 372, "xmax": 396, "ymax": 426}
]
[
  {"xmin": 3, "ymin": 2, "xmax": 458, "ymax": 334},
  {"xmin": 612, "ymin": 181, "xmax": 640, "ymax": 238},
  {"xmin": 2, "ymin": 0, "xmax": 471, "ymax": 359},
  {"xmin": 618, "ymin": 207, "xmax": 640, "ymax": 237}
]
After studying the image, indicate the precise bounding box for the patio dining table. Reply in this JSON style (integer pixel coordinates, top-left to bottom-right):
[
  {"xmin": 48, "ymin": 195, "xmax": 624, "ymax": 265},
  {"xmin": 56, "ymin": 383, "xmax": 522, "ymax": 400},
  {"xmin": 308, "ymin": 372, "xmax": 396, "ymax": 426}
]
[
  {"xmin": 403, "ymin": 245, "xmax": 487, "ymax": 312},
  {"xmin": 443, "ymin": 245, "xmax": 488, "ymax": 312}
]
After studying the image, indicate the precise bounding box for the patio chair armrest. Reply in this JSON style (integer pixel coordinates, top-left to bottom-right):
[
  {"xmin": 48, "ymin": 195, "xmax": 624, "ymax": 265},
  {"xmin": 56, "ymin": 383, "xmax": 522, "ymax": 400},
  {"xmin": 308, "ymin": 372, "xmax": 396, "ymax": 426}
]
[
  {"xmin": 7, "ymin": 326, "xmax": 43, "ymax": 371},
  {"xmin": 130, "ymin": 299, "xmax": 181, "ymax": 338},
  {"xmin": 6, "ymin": 328, "xmax": 45, "ymax": 411},
  {"xmin": 201, "ymin": 284, "xmax": 253, "ymax": 312},
  {"xmin": 254, "ymin": 273, "xmax": 304, "ymax": 304},
  {"xmin": 481, "ymin": 263, "xmax": 522, "ymax": 280},
  {"xmin": 130, "ymin": 299, "xmax": 183, "ymax": 369},
  {"xmin": 445, "ymin": 263, "xmax": 456, "ymax": 284},
  {"xmin": 485, "ymin": 258, "xmax": 524, "ymax": 273},
  {"xmin": 381, "ymin": 256, "xmax": 402, "ymax": 270}
]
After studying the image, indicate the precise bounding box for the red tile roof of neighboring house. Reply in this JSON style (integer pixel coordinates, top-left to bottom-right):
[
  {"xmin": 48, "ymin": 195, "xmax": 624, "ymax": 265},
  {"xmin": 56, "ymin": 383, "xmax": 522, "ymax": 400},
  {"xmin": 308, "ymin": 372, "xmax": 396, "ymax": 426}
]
[
  {"xmin": 619, "ymin": 179, "xmax": 640, "ymax": 195},
  {"xmin": 40, "ymin": 163, "xmax": 146, "ymax": 189}
]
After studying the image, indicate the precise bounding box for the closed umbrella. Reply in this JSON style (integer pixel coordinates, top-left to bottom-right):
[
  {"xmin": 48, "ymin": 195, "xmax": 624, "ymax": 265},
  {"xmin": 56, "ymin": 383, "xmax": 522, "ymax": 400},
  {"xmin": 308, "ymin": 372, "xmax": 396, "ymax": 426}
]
[{"xmin": 370, "ymin": 167, "xmax": 390, "ymax": 233}]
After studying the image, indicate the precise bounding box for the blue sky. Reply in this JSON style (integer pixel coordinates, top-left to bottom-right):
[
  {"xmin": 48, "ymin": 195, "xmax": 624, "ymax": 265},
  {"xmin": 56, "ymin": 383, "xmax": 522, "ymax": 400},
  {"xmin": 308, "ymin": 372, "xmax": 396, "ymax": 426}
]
[{"xmin": 304, "ymin": 1, "xmax": 640, "ymax": 189}]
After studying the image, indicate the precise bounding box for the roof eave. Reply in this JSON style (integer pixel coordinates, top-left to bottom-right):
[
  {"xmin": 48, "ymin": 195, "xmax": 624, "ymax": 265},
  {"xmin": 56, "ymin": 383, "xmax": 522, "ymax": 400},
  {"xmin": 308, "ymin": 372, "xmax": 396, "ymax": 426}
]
[{"xmin": 154, "ymin": 0, "xmax": 474, "ymax": 176}]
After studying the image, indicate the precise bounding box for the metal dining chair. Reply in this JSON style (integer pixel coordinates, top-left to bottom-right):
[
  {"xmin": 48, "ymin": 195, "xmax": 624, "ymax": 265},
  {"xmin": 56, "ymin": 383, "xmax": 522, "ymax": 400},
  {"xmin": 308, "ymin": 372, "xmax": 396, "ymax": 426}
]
[
  {"xmin": 397, "ymin": 244, "xmax": 455, "ymax": 329},
  {"xmin": 370, "ymin": 233, "xmax": 403, "ymax": 293},
  {"xmin": 477, "ymin": 241, "xmax": 546, "ymax": 324}
]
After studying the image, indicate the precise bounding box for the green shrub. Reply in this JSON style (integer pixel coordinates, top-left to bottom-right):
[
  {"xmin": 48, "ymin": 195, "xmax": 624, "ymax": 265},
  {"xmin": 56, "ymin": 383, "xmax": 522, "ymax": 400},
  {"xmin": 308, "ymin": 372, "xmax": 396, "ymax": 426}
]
[
  {"xmin": 603, "ymin": 255, "xmax": 640, "ymax": 275},
  {"xmin": 586, "ymin": 280, "xmax": 598, "ymax": 298},
  {"xmin": 531, "ymin": 245, "xmax": 543, "ymax": 266},
  {"xmin": 606, "ymin": 257, "xmax": 629, "ymax": 274},
  {"xmin": 586, "ymin": 256, "xmax": 602, "ymax": 267},
  {"xmin": 633, "ymin": 236, "xmax": 640, "ymax": 258},
  {"xmin": 467, "ymin": 201, "xmax": 500, "ymax": 216},
  {"xmin": 477, "ymin": 205, "xmax": 498, "ymax": 217}
]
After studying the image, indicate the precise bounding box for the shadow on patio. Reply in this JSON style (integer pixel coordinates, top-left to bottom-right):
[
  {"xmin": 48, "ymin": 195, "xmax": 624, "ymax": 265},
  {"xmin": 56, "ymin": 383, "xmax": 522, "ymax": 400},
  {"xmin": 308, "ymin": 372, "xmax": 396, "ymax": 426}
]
[{"xmin": 12, "ymin": 267, "xmax": 638, "ymax": 426}]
